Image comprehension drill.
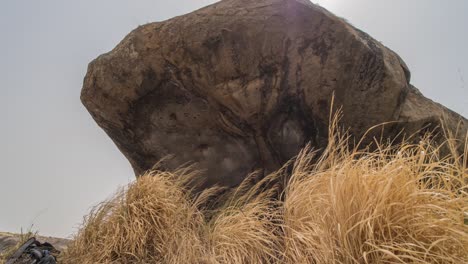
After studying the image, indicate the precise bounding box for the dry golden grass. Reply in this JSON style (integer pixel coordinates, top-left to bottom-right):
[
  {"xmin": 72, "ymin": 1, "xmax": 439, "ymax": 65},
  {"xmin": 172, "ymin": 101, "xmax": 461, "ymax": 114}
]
[
  {"xmin": 61, "ymin": 168, "xmax": 208, "ymax": 263},
  {"xmin": 282, "ymin": 132, "xmax": 467, "ymax": 263},
  {"xmin": 62, "ymin": 119, "xmax": 467, "ymax": 264}
]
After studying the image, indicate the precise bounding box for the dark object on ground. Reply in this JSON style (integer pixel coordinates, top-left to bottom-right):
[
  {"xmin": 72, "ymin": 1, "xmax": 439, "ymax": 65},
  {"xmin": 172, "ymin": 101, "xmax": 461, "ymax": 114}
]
[
  {"xmin": 6, "ymin": 237, "xmax": 58, "ymax": 264},
  {"xmin": 81, "ymin": 0, "xmax": 468, "ymax": 189}
]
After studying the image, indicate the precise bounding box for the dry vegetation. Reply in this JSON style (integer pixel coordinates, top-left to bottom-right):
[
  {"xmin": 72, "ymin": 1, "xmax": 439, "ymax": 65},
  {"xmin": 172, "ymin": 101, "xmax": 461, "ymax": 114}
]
[{"xmin": 61, "ymin": 117, "xmax": 468, "ymax": 263}]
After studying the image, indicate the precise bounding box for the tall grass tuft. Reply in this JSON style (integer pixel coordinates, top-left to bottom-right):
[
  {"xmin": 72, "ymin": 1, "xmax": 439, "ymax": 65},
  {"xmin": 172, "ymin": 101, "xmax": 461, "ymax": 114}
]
[
  {"xmin": 62, "ymin": 119, "xmax": 467, "ymax": 263},
  {"xmin": 62, "ymin": 169, "xmax": 208, "ymax": 263}
]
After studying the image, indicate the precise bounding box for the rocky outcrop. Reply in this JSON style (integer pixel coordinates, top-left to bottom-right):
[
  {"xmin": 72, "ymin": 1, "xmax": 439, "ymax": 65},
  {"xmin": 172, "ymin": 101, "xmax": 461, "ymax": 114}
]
[{"xmin": 81, "ymin": 0, "xmax": 467, "ymax": 188}]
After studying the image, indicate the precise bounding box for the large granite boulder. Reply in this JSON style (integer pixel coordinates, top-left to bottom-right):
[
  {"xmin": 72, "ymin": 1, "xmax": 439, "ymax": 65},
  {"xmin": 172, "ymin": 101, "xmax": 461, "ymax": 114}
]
[{"xmin": 81, "ymin": 0, "xmax": 467, "ymax": 187}]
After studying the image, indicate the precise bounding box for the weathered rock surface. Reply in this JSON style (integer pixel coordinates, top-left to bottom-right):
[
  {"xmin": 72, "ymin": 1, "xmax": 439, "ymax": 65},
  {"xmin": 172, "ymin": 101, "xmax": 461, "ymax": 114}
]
[{"xmin": 81, "ymin": 0, "xmax": 467, "ymax": 187}]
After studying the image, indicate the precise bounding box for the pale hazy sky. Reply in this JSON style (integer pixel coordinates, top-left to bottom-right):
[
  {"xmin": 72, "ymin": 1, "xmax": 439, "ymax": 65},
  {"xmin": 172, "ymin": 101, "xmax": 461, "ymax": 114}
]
[{"xmin": 1, "ymin": 0, "xmax": 467, "ymax": 238}]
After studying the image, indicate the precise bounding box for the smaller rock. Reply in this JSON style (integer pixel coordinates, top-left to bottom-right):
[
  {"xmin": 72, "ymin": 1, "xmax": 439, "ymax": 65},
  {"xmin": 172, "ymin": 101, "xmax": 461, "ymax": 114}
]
[
  {"xmin": 0, "ymin": 235, "xmax": 18, "ymax": 255},
  {"xmin": 0, "ymin": 232, "xmax": 70, "ymax": 256}
]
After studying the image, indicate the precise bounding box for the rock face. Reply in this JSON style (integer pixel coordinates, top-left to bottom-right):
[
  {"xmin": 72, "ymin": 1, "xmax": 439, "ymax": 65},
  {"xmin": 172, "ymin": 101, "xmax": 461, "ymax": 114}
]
[{"xmin": 82, "ymin": 0, "xmax": 467, "ymax": 187}]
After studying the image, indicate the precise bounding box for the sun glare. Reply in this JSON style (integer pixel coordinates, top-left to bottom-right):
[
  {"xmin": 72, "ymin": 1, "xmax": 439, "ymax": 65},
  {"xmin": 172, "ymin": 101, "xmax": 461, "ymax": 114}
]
[{"xmin": 314, "ymin": 0, "xmax": 339, "ymax": 11}]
